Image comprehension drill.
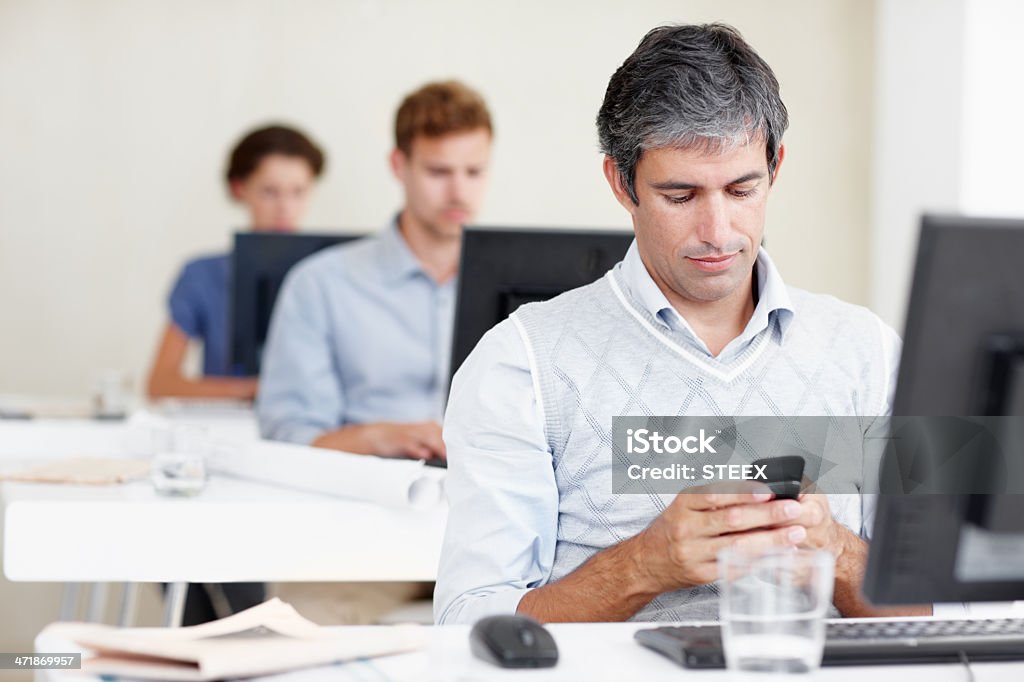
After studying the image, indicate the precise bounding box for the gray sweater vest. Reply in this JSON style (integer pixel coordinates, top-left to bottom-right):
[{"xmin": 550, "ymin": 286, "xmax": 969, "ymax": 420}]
[{"xmin": 511, "ymin": 268, "xmax": 891, "ymax": 621}]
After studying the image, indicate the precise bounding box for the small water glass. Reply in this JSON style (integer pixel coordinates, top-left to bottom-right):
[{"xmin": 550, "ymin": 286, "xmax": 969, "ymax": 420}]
[{"xmin": 719, "ymin": 547, "xmax": 834, "ymax": 677}]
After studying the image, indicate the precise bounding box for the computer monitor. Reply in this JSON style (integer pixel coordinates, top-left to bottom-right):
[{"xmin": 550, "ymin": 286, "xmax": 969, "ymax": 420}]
[
  {"xmin": 230, "ymin": 231, "xmax": 360, "ymax": 375},
  {"xmin": 450, "ymin": 226, "xmax": 634, "ymax": 383},
  {"xmin": 863, "ymin": 214, "xmax": 1024, "ymax": 605}
]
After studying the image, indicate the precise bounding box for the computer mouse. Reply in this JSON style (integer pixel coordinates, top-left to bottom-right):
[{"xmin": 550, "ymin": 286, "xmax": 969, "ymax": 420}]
[{"xmin": 469, "ymin": 614, "xmax": 559, "ymax": 668}]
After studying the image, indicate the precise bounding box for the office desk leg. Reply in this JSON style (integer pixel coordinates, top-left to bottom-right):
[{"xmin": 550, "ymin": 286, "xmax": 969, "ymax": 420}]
[
  {"xmin": 164, "ymin": 582, "xmax": 187, "ymax": 627},
  {"xmin": 86, "ymin": 583, "xmax": 108, "ymax": 622},
  {"xmin": 59, "ymin": 583, "xmax": 80, "ymax": 621},
  {"xmin": 118, "ymin": 583, "xmax": 138, "ymax": 626}
]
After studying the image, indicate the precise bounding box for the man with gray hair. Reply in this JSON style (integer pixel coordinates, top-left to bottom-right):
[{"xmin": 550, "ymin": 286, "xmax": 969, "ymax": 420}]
[{"xmin": 435, "ymin": 24, "xmax": 925, "ymax": 623}]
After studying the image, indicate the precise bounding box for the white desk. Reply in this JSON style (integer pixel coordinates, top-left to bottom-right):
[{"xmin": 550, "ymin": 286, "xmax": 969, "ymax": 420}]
[
  {"xmin": 34, "ymin": 621, "xmax": 1024, "ymax": 681},
  {"xmin": 2, "ymin": 475, "xmax": 446, "ymax": 583},
  {"xmin": 1, "ymin": 417, "xmax": 446, "ymax": 625}
]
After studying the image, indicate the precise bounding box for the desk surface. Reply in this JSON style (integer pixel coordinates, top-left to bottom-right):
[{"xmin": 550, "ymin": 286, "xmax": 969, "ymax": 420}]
[
  {"xmin": 1, "ymin": 417, "xmax": 446, "ymax": 583},
  {"xmin": 35, "ymin": 621, "xmax": 1024, "ymax": 682}
]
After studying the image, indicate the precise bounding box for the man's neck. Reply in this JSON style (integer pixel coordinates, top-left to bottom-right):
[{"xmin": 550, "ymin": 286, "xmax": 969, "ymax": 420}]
[
  {"xmin": 397, "ymin": 210, "xmax": 460, "ymax": 284},
  {"xmin": 658, "ymin": 270, "xmax": 757, "ymax": 358}
]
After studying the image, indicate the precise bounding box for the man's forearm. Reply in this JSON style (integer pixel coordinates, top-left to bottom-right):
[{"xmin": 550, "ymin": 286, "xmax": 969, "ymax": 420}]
[
  {"xmin": 518, "ymin": 523, "xmax": 934, "ymax": 622},
  {"xmin": 148, "ymin": 375, "xmax": 258, "ymax": 400},
  {"xmin": 516, "ymin": 534, "xmax": 660, "ymax": 622},
  {"xmin": 832, "ymin": 527, "xmax": 932, "ymax": 617}
]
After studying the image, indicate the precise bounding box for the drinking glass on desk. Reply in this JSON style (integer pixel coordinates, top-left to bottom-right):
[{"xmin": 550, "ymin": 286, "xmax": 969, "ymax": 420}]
[
  {"xmin": 150, "ymin": 425, "xmax": 209, "ymax": 496},
  {"xmin": 719, "ymin": 548, "xmax": 834, "ymax": 678},
  {"xmin": 93, "ymin": 368, "xmax": 131, "ymax": 419}
]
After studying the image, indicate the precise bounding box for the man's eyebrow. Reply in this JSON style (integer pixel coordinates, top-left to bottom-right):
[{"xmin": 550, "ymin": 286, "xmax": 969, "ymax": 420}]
[
  {"xmin": 649, "ymin": 180, "xmax": 699, "ymax": 191},
  {"xmin": 727, "ymin": 171, "xmax": 766, "ymax": 185},
  {"xmin": 648, "ymin": 171, "xmax": 766, "ymax": 191}
]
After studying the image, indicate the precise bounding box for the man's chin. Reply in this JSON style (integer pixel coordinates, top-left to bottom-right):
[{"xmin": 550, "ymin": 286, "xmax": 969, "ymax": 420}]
[
  {"xmin": 672, "ymin": 275, "xmax": 746, "ymax": 304},
  {"xmin": 429, "ymin": 220, "xmax": 465, "ymax": 241}
]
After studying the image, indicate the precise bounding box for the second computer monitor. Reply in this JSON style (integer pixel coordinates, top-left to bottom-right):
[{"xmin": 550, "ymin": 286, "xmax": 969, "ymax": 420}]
[
  {"xmin": 450, "ymin": 226, "xmax": 634, "ymax": 383},
  {"xmin": 863, "ymin": 214, "xmax": 1024, "ymax": 606},
  {"xmin": 231, "ymin": 231, "xmax": 360, "ymax": 375}
]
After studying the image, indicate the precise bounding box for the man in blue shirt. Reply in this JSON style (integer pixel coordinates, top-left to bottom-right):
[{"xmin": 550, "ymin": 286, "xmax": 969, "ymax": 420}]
[
  {"xmin": 256, "ymin": 80, "xmax": 493, "ymax": 624},
  {"xmin": 257, "ymin": 80, "xmax": 493, "ymax": 459}
]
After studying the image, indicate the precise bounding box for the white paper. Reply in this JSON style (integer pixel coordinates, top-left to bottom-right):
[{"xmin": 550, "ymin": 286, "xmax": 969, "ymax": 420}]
[
  {"xmin": 126, "ymin": 411, "xmax": 446, "ymax": 509},
  {"xmin": 212, "ymin": 439, "xmax": 446, "ymax": 509}
]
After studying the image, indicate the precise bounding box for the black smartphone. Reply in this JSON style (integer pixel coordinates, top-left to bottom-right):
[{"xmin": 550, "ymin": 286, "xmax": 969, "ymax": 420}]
[{"xmin": 750, "ymin": 455, "xmax": 805, "ymax": 500}]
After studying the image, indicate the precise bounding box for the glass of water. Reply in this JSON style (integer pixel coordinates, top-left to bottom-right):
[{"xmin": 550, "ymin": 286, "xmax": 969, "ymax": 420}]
[
  {"xmin": 719, "ymin": 547, "xmax": 834, "ymax": 677},
  {"xmin": 150, "ymin": 425, "xmax": 209, "ymax": 496}
]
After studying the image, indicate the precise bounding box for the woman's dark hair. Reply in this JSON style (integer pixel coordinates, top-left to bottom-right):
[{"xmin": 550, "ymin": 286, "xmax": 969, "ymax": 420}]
[{"xmin": 225, "ymin": 124, "xmax": 325, "ymax": 183}]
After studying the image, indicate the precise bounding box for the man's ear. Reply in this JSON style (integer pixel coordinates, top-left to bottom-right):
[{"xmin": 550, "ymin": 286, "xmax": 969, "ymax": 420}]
[
  {"xmin": 770, "ymin": 144, "xmax": 785, "ymax": 186},
  {"xmin": 228, "ymin": 179, "xmax": 245, "ymax": 201},
  {"xmin": 389, "ymin": 148, "xmax": 407, "ymax": 181},
  {"xmin": 602, "ymin": 156, "xmax": 638, "ymax": 214}
]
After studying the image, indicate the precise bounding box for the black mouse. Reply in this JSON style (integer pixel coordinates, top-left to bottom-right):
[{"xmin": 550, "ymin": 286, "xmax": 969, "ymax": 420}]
[{"xmin": 469, "ymin": 614, "xmax": 559, "ymax": 668}]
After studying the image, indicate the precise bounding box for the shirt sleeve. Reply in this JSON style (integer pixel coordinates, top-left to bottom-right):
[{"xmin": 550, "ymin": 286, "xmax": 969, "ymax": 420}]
[
  {"xmin": 876, "ymin": 316, "xmax": 902, "ymax": 417},
  {"xmin": 168, "ymin": 261, "xmax": 202, "ymax": 339},
  {"xmin": 255, "ymin": 265, "xmax": 346, "ymax": 445},
  {"xmin": 861, "ymin": 316, "xmax": 902, "ymax": 540},
  {"xmin": 433, "ymin": 316, "xmax": 559, "ymax": 625}
]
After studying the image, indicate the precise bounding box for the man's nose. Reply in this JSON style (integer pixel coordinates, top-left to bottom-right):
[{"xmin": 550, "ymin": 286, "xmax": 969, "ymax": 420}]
[
  {"xmin": 449, "ymin": 172, "xmax": 472, "ymax": 205},
  {"xmin": 694, "ymin": 194, "xmax": 731, "ymax": 248}
]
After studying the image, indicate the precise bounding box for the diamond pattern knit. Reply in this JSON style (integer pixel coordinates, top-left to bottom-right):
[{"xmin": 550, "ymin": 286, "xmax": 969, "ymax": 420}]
[{"xmin": 512, "ymin": 268, "xmax": 893, "ymax": 621}]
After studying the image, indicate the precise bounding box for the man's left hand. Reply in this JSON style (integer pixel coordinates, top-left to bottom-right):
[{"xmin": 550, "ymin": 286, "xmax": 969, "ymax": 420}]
[{"xmin": 791, "ymin": 494, "xmax": 852, "ymax": 560}]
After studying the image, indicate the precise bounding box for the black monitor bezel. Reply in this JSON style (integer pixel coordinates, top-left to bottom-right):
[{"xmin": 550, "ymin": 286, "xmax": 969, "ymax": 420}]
[{"xmin": 230, "ymin": 230, "xmax": 360, "ymax": 375}]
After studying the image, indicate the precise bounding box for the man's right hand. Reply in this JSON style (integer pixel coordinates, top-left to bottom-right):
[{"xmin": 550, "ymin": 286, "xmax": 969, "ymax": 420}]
[
  {"xmin": 357, "ymin": 421, "xmax": 447, "ymax": 460},
  {"xmin": 633, "ymin": 486, "xmax": 807, "ymax": 593},
  {"xmin": 313, "ymin": 421, "xmax": 446, "ymax": 460}
]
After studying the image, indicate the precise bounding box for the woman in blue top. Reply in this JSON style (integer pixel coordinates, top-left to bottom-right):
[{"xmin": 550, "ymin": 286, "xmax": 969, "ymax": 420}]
[
  {"xmin": 147, "ymin": 125, "xmax": 325, "ymax": 400},
  {"xmin": 145, "ymin": 125, "xmax": 325, "ymax": 626}
]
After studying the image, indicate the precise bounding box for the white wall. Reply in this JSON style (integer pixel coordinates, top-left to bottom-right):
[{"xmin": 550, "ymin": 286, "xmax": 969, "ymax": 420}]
[
  {"xmin": 0, "ymin": 0, "xmax": 877, "ymax": 398},
  {"xmin": 870, "ymin": 0, "xmax": 966, "ymax": 330},
  {"xmin": 870, "ymin": 0, "xmax": 1024, "ymax": 332},
  {"xmin": 961, "ymin": 0, "xmax": 1024, "ymax": 217}
]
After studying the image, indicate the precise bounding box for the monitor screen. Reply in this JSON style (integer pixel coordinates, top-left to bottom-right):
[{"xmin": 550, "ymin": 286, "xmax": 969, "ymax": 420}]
[
  {"xmin": 230, "ymin": 231, "xmax": 360, "ymax": 375},
  {"xmin": 863, "ymin": 214, "xmax": 1024, "ymax": 605},
  {"xmin": 450, "ymin": 227, "xmax": 634, "ymax": 385}
]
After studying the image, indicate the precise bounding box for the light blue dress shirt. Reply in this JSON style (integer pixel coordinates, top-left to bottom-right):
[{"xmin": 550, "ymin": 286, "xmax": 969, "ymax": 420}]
[
  {"xmin": 256, "ymin": 220, "xmax": 455, "ymax": 444},
  {"xmin": 624, "ymin": 241, "xmax": 796, "ymax": 360},
  {"xmin": 434, "ymin": 241, "xmax": 894, "ymax": 624}
]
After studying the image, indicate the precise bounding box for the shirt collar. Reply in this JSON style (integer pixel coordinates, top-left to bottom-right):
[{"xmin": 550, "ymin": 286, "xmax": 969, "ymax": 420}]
[
  {"xmin": 374, "ymin": 214, "xmax": 428, "ymax": 284},
  {"xmin": 619, "ymin": 239, "xmax": 795, "ymax": 342},
  {"xmin": 748, "ymin": 246, "xmax": 795, "ymax": 339}
]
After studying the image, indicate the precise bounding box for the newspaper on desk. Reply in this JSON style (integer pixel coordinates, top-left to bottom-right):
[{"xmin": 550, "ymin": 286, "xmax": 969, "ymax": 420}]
[{"xmin": 41, "ymin": 598, "xmax": 425, "ymax": 681}]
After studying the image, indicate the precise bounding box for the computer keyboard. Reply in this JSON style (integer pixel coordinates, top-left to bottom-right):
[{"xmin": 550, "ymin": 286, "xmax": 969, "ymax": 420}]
[{"xmin": 636, "ymin": 618, "xmax": 1024, "ymax": 668}]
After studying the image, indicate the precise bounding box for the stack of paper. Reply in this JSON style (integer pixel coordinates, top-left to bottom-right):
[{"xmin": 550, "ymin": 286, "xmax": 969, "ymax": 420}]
[{"xmin": 41, "ymin": 599, "xmax": 426, "ymax": 681}]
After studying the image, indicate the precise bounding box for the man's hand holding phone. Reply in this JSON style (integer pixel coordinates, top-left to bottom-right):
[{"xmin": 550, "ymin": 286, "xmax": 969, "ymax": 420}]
[{"xmin": 634, "ymin": 485, "xmax": 809, "ymax": 594}]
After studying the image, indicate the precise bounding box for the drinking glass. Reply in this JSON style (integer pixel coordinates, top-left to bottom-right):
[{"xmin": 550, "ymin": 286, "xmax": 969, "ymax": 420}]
[
  {"xmin": 150, "ymin": 425, "xmax": 209, "ymax": 496},
  {"xmin": 719, "ymin": 547, "xmax": 834, "ymax": 677}
]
